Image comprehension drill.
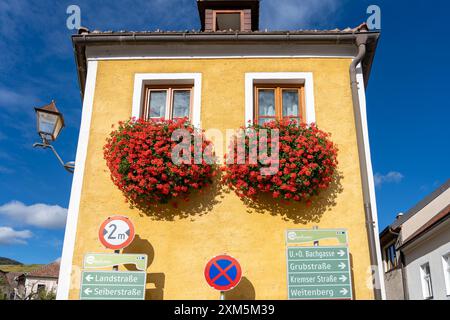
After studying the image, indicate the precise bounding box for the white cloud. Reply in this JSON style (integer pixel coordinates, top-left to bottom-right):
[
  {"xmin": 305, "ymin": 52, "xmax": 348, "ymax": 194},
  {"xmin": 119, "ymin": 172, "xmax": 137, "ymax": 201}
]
[
  {"xmin": 0, "ymin": 87, "xmax": 23, "ymax": 106},
  {"xmin": 0, "ymin": 227, "xmax": 33, "ymax": 245},
  {"xmin": 374, "ymin": 171, "xmax": 404, "ymax": 187},
  {"xmin": 0, "ymin": 86, "xmax": 42, "ymax": 112},
  {"xmin": 0, "ymin": 166, "xmax": 14, "ymax": 174},
  {"xmin": 260, "ymin": 0, "xmax": 341, "ymax": 30},
  {"xmin": 0, "ymin": 201, "xmax": 67, "ymax": 229}
]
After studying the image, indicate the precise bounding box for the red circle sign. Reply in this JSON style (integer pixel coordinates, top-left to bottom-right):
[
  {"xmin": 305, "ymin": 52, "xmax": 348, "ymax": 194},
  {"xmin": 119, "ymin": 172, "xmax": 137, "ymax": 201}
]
[
  {"xmin": 98, "ymin": 216, "xmax": 135, "ymax": 250},
  {"xmin": 204, "ymin": 255, "xmax": 242, "ymax": 291}
]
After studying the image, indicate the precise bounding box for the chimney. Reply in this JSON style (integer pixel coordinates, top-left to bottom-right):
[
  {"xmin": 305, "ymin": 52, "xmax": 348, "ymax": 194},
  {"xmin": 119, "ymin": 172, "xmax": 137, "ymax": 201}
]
[{"xmin": 197, "ymin": 0, "xmax": 260, "ymax": 32}]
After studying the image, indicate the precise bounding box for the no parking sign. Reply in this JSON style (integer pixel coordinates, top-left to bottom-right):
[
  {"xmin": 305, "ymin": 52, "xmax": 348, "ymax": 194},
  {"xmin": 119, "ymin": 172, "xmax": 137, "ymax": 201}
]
[{"xmin": 204, "ymin": 255, "xmax": 242, "ymax": 291}]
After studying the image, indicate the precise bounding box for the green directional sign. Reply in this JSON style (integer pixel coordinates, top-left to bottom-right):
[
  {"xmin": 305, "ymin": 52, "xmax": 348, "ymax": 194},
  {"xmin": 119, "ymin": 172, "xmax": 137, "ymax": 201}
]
[
  {"xmin": 286, "ymin": 246, "xmax": 353, "ymax": 300},
  {"xmin": 287, "ymin": 247, "xmax": 349, "ymax": 260},
  {"xmin": 286, "ymin": 229, "xmax": 348, "ymax": 245},
  {"xmin": 289, "ymin": 285, "xmax": 352, "ymax": 300},
  {"xmin": 289, "ymin": 272, "xmax": 351, "ymax": 286},
  {"xmin": 80, "ymin": 271, "xmax": 146, "ymax": 300},
  {"xmin": 83, "ymin": 253, "xmax": 147, "ymax": 271},
  {"xmin": 288, "ymin": 259, "xmax": 349, "ymax": 272}
]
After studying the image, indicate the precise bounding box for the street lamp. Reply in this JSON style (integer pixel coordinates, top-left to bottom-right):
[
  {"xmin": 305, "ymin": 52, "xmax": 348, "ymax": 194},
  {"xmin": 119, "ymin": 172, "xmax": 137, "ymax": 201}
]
[
  {"xmin": 35, "ymin": 100, "xmax": 65, "ymax": 142},
  {"xmin": 33, "ymin": 101, "xmax": 75, "ymax": 173}
]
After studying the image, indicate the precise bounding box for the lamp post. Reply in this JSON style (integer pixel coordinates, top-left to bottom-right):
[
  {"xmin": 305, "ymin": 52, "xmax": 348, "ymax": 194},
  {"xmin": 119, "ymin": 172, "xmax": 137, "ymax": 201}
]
[{"xmin": 33, "ymin": 101, "xmax": 75, "ymax": 173}]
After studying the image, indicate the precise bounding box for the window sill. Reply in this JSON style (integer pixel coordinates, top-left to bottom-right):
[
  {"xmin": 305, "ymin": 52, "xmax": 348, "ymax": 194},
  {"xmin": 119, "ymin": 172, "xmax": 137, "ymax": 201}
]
[{"xmin": 384, "ymin": 266, "xmax": 400, "ymax": 274}]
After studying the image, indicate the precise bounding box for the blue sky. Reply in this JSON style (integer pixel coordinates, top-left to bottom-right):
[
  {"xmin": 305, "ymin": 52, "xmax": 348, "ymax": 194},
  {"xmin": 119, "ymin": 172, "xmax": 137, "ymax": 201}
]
[{"xmin": 0, "ymin": 0, "xmax": 448, "ymax": 264}]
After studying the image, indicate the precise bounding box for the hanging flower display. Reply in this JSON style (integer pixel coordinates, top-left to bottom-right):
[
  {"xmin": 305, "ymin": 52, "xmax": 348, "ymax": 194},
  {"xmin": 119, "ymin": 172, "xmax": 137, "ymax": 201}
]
[
  {"xmin": 222, "ymin": 120, "xmax": 338, "ymax": 205},
  {"xmin": 104, "ymin": 118, "xmax": 215, "ymax": 206}
]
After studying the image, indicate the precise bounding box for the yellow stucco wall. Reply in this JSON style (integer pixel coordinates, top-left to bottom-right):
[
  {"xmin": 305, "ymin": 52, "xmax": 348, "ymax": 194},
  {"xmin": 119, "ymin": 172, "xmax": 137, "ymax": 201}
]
[{"xmin": 68, "ymin": 58, "xmax": 374, "ymax": 300}]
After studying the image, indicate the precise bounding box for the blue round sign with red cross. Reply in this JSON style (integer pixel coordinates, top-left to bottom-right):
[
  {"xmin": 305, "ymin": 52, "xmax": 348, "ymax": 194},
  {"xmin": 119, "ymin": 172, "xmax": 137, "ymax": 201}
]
[{"xmin": 204, "ymin": 255, "xmax": 242, "ymax": 291}]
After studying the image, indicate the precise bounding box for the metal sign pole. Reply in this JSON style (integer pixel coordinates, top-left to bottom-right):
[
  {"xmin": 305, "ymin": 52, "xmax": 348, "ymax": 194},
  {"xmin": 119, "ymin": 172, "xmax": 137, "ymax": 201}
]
[
  {"xmin": 113, "ymin": 249, "xmax": 120, "ymax": 271},
  {"xmin": 220, "ymin": 291, "xmax": 225, "ymax": 300},
  {"xmin": 313, "ymin": 226, "xmax": 319, "ymax": 246}
]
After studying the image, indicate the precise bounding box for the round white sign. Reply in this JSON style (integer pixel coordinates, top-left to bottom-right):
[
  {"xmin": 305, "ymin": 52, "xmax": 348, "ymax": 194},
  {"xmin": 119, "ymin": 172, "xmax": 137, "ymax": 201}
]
[{"xmin": 98, "ymin": 216, "xmax": 135, "ymax": 250}]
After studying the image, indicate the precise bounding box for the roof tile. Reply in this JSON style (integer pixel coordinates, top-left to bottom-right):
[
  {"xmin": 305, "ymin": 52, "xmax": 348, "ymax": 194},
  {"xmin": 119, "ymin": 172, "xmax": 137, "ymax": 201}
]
[{"xmin": 27, "ymin": 262, "xmax": 60, "ymax": 278}]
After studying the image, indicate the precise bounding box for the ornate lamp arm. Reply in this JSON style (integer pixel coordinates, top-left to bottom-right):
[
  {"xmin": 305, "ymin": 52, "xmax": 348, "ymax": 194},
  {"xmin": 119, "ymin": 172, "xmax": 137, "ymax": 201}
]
[{"xmin": 33, "ymin": 141, "xmax": 75, "ymax": 174}]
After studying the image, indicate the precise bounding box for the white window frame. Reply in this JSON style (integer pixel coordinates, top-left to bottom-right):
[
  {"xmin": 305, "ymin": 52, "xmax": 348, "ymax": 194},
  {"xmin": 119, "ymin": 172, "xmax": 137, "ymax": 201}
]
[
  {"xmin": 245, "ymin": 72, "xmax": 316, "ymax": 125},
  {"xmin": 443, "ymin": 253, "xmax": 450, "ymax": 296},
  {"xmin": 420, "ymin": 262, "xmax": 433, "ymax": 299},
  {"xmin": 132, "ymin": 73, "xmax": 202, "ymax": 128}
]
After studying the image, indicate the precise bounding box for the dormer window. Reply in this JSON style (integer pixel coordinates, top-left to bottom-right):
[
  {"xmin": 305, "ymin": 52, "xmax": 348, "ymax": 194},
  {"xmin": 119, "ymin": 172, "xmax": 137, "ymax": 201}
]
[
  {"xmin": 197, "ymin": 0, "xmax": 260, "ymax": 32},
  {"xmin": 214, "ymin": 10, "xmax": 243, "ymax": 31}
]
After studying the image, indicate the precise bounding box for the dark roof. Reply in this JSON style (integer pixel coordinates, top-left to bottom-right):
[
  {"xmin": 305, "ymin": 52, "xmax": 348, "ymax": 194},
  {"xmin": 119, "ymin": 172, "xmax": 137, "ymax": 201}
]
[
  {"xmin": 72, "ymin": 23, "xmax": 379, "ymax": 98},
  {"xmin": 379, "ymin": 226, "xmax": 399, "ymax": 247},
  {"xmin": 27, "ymin": 262, "xmax": 60, "ymax": 278},
  {"xmin": 80, "ymin": 22, "xmax": 371, "ymax": 36}
]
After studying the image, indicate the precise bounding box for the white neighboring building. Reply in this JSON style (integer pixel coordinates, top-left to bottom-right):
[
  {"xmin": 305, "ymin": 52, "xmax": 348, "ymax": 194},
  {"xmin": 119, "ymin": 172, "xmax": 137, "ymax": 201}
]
[
  {"xmin": 380, "ymin": 179, "xmax": 450, "ymax": 300},
  {"xmin": 21, "ymin": 262, "xmax": 60, "ymax": 299}
]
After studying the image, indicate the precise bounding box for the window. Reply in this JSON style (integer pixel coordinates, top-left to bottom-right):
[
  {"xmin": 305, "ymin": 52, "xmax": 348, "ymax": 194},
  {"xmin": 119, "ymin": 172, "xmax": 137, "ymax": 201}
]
[
  {"xmin": 443, "ymin": 253, "xmax": 450, "ymax": 296},
  {"xmin": 214, "ymin": 10, "xmax": 243, "ymax": 31},
  {"xmin": 37, "ymin": 284, "xmax": 46, "ymax": 293},
  {"xmin": 132, "ymin": 73, "xmax": 202, "ymax": 128},
  {"xmin": 254, "ymin": 85, "xmax": 305, "ymax": 125},
  {"xmin": 245, "ymin": 73, "xmax": 315, "ymax": 126},
  {"xmin": 142, "ymin": 85, "xmax": 192, "ymax": 121},
  {"xmin": 420, "ymin": 263, "xmax": 433, "ymax": 299},
  {"xmin": 384, "ymin": 243, "xmax": 398, "ymax": 272}
]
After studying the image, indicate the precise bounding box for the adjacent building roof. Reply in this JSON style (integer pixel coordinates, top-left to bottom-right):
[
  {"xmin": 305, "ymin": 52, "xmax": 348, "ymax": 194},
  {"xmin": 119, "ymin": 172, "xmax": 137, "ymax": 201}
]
[
  {"xmin": 380, "ymin": 179, "xmax": 450, "ymax": 239},
  {"xmin": 27, "ymin": 262, "xmax": 60, "ymax": 279},
  {"xmin": 399, "ymin": 205, "xmax": 450, "ymax": 249},
  {"xmin": 391, "ymin": 179, "xmax": 450, "ymax": 230}
]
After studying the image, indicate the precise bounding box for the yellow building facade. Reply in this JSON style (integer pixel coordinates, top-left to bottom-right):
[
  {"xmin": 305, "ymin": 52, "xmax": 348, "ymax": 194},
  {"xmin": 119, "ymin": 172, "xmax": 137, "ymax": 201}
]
[{"xmin": 58, "ymin": 1, "xmax": 384, "ymax": 300}]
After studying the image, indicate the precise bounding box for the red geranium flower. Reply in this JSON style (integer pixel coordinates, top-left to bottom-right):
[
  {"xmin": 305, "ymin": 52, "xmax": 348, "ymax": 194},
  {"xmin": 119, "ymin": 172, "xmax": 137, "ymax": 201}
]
[
  {"xmin": 104, "ymin": 118, "xmax": 216, "ymax": 206},
  {"xmin": 222, "ymin": 119, "xmax": 338, "ymax": 204}
]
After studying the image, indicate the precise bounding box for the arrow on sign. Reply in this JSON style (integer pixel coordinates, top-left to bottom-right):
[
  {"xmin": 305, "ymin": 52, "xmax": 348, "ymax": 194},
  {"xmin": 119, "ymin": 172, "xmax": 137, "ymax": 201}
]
[
  {"xmin": 338, "ymin": 262, "xmax": 346, "ymax": 270},
  {"xmin": 339, "ymin": 275, "xmax": 347, "ymax": 282},
  {"xmin": 84, "ymin": 288, "xmax": 92, "ymax": 296},
  {"xmin": 337, "ymin": 250, "xmax": 345, "ymax": 257},
  {"xmin": 340, "ymin": 288, "xmax": 348, "ymax": 295},
  {"xmin": 85, "ymin": 275, "xmax": 94, "ymax": 282}
]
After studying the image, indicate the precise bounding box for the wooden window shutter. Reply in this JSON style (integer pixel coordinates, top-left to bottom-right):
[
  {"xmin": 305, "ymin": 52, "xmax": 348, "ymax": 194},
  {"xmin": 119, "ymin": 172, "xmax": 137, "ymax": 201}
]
[
  {"xmin": 243, "ymin": 9, "xmax": 252, "ymax": 31},
  {"xmin": 205, "ymin": 9, "xmax": 214, "ymax": 32}
]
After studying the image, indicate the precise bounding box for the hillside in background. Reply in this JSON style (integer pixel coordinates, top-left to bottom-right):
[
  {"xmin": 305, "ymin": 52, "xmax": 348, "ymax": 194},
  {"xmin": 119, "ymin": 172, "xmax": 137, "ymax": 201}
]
[
  {"xmin": 0, "ymin": 257, "xmax": 22, "ymax": 265},
  {"xmin": 0, "ymin": 257, "xmax": 44, "ymax": 273},
  {"xmin": 0, "ymin": 264, "xmax": 43, "ymax": 273}
]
